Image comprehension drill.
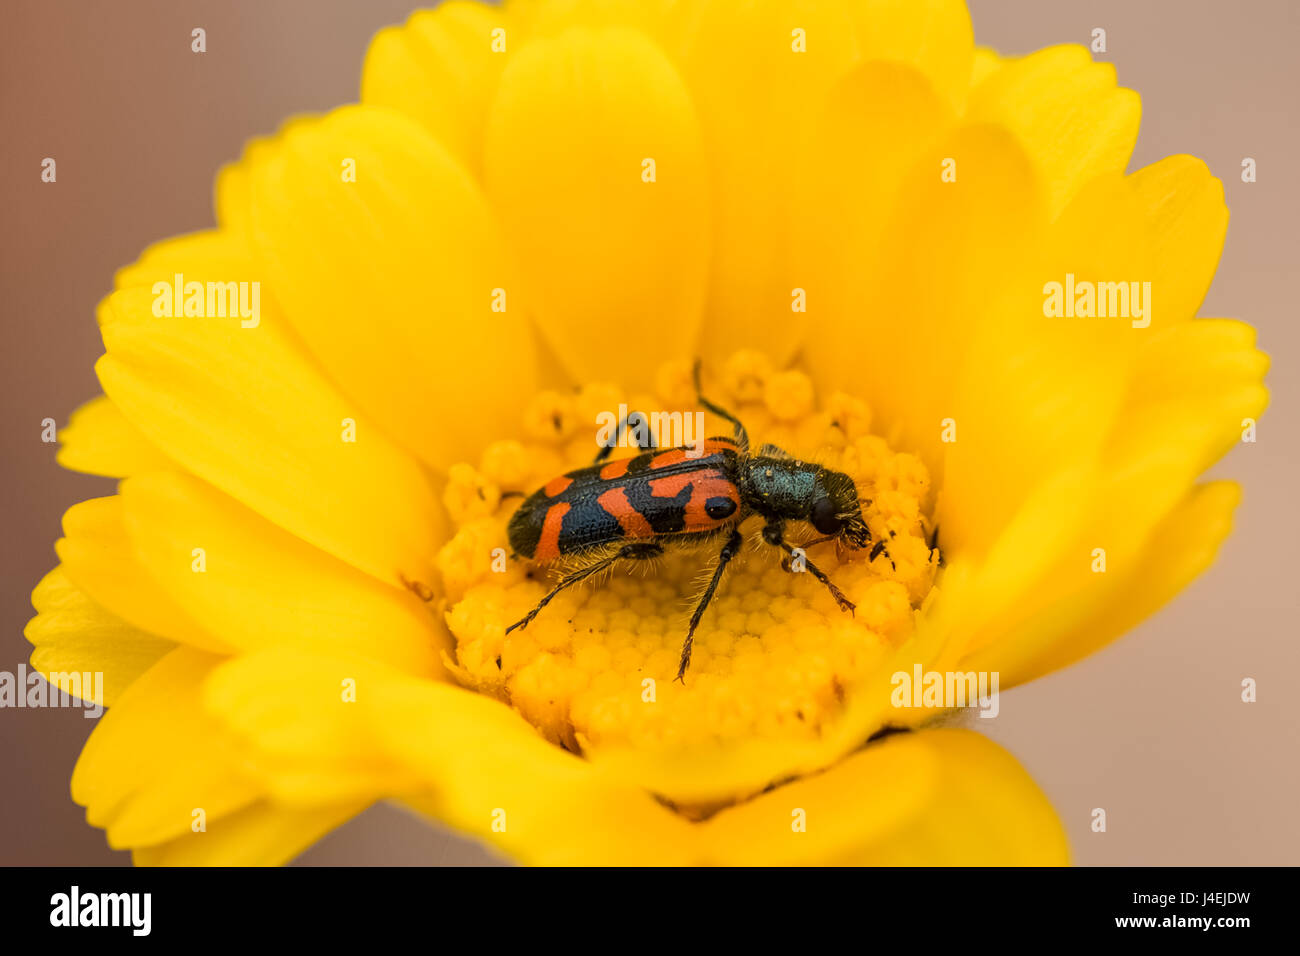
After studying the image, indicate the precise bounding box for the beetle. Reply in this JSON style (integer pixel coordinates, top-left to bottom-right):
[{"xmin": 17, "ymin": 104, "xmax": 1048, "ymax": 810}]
[{"xmin": 506, "ymin": 363, "xmax": 890, "ymax": 681}]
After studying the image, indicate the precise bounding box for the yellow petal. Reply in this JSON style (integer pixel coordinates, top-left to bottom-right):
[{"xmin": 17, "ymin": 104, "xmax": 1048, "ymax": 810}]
[
  {"xmin": 1087, "ymin": 319, "xmax": 1267, "ymax": 550},
  {"xmin": 204, "ymin": 647, "xmax": 1066, "ymax": 864},
  {"xmin": 134, "ymin": 800, "xmax": 368, "ymax": 866},
  {"xmin": 1128, "ymin": 154, "xmax": 1228, "ymax": 325},
  {"xmin": 26, "ymin": 566, "xmax": 175, "ymax": 706},
  {"xmin": 212, "ymin": 118, "xmax": 316, "ymax": 235},
  {"xmin": 846, "ymin": 0, "xmax": 975, "ymax": 113},
  {"xmin": 382, "ymin": 674, "xmax": 701, "ymax": 865},
  {"xmin": 208, "ymin": 646, "xmax": 696, "ymax": 862},
  {"xmin": 57, "ymin": 395, "xmax": 173, "ymax": 478},
  {"xmin": 667, "ymin": 0, "xmax": 971, "ymax": 364},
  {"xmin": 966, "ymin": 44, "xmax": 1140, "ymax": 218},
  {"xmin": 72, "ymin": 647, "xmax": 264, "ymax": 849},
  {"xmin": 970, "ymin": 482, "xmax": 1243, "ymax": 686},
  {"xmin": 484, "ymin": 27, "xmax": 710, "ymax": 387},
  {"xmin": 933, "ymin": 162, "xmax": 1229, "ymax": 560},
  {"xmin": 120, "ymin": 472, "xmax": 449, "ymax": 676},
  {"xmin": 227, "ymin": 105, "xmax": 539, "ymax": 469},
  {"xmin": 55, "ymin": 496, "xmax": 226, "ymax": 653},
  {"xmin": 509, "ymin": 0, "xmax": 678, "ymax": 45},
  {"xmin": 670, "ymin": 1, "xmax": 856, "ymax": 365},
  {"xmin": 795, "ymin": 58, "xmax": 954, "ymax": 254},
  {"xmin": 703, "ymin": 729, "xmax": 1068, "ymax": 864},
  {"xmin": 804, "ymin": 121, "xmax": 1045, "ymax": 490},
  {"xmin": 204, "ymin": 649, "xmax": 427, "ymax": 806},
  {"xmin": 969, "ymin": 46, "xmax": 1002, "ymax": 87},
  {"xmin": 938, "ymin": 170, "xmax": 1147, "ymax": 555},
  {"xmin": 97, "ymin": 230, "xmax": 443, "ymax": 591},
  {"xmin": 361, "ymin": 2, "xmax": 512, "ymax": 177},
  {"xmin": 784, "ymin": 61, "xmax": 954, "ymax": 372},
  {"xmin": 1119, "ymin": 318, "xmax": 1270, "ymax": 451},
  {"xmin": 948, "ymin": 319, "xmax": 1267, "ymax": 677}
]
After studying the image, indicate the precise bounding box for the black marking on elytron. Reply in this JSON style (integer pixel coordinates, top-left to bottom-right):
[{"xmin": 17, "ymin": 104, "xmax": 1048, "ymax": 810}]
[
  {"xmin": 627, "ymin": 474, "xmax": 693, "ymax": 535},
  {"xmin": 705, "ymin": 496, "xmax": 738, "ymax": 520},
  {"xmin": 507, "ymin": 502, "xmax": 544, "ymax": 558},
  {"xmin": 557, "ymin": 497, "xmax": 624, "ymax": 554},
  {"xmin": 554, "ymin": 462, "xmax": 605, "ymax": 492}
]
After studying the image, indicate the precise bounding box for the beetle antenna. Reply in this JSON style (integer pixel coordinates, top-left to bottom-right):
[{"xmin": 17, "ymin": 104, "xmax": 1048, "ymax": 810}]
[{"xmin": 692, "ymin": 359, "xmax": 750, "ymax": 455}]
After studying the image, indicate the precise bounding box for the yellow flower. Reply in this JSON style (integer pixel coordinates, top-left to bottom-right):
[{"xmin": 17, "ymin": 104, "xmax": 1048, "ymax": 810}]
[{"xmin": 28, "ymin": 0, "xmax": 1267, "ymax": 866}]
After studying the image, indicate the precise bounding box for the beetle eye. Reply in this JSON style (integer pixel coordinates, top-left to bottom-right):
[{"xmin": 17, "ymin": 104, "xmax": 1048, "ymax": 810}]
[{"xmin": 810, "ymin": 498, "xmax": 843, "ymax": 535}]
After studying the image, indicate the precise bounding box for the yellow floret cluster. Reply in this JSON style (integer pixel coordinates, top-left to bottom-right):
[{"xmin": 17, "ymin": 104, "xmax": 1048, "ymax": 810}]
[{"xmin": 435, "ymin": 352, "xmax": 938, "ymax": 752}]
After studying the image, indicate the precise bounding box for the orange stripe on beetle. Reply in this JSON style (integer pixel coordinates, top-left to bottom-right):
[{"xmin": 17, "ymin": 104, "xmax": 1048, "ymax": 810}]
[
  {"xmin": 597, "ymin": 487, "xmax": 654, "ymax": 538},
  {"xmin": 648, "ymin": 448, "xmax": 688, "ymax": 469},
  {"xmin": 600, "ymin": 458, "xmax": 632, "ymax": 480},
  {"xmin": 648, "ymin": 469, "xmax": 723, "ymax": 498},
  {"xmin": 648, "ymin": 438, "xmax": 738, "ymax": 470},
  {"xmin": 533, "ymin": 502, "xmax": 570, "ymax": 561},
  {"xmin": 544, "ymin": 475, "xmax": 573, "ymax": 497}
]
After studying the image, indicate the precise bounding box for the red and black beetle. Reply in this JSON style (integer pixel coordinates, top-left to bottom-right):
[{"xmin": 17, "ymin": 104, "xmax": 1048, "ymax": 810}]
[{"xmin": 507, "ymin": 363, "xmax": 889, "ymax": 680}]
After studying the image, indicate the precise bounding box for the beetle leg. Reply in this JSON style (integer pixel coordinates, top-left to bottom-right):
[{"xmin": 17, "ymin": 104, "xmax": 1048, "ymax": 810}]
[
  {"xmin": 676, "ymin": 529, "xmax": 744, "ymax": 683},
  {"xmin": 593, "ymin": 411, "xmax": 657, "ymax": 464},
  {"xmin": 763, "ymin": 521, "xmax": 855, "ymax": 615},
  {"xmin": 506, "ymin": 542, "xmax": 663, "ymax": 634}
]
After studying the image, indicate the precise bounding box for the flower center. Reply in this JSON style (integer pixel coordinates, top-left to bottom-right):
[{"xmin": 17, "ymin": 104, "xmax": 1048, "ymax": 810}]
[{"xmin": 436, "ymin": 353, "xmax": 938, "ymax": 753}]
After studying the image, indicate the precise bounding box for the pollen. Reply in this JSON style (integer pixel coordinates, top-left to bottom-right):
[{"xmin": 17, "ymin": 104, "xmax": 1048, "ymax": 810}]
[{"xmin": 436, "ymin": 353, "xmax": 939, "ymax": 753}]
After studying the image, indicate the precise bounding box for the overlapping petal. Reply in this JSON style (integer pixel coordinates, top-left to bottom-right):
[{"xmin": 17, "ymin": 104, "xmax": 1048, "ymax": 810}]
[
  {"xmin": 55, "ymin": 496, "xmax": 227, "ymax": 654},
  {"xmin": 670, "ymin": 0, "xmax": 974, "ymax": 364},
  {"xmin": 202, "ymin": 647, "xmax": 1065, "ymax": 864},
  {"xmin": 26, "ymin": 566, "xmax": 176, "ymax": 706},
  {"xmin": 97, "ymin": 231, "xmax": 444, "ymax": 589},
  {"xmin": 362, "ymin": 2, "xmax": 515, "ymax": 177},
  {"xmin": 950, "ymin": 320, "xmax": 1267, "ymax": 684},
  {"xmin": 134, "ymin": 800, "xmax": 370, "ymax": 867},
  {"xmin": 483, "ymin": 26, "xmax": 711, "ymax": 386},
  {"xmin": 57, "ymin": 395, "xmax": 173, "ymax": 478},
  {"xmin": 222, "ymin": 106, "xmax": 540, "ymax": 470},
  {"xmin": 804, "ymin": 120, "xmax": 1044, "ymax": 488},
  {"xmin": 119, "ymin": 472, "xmax": 449, "ymax": 676},
  {"xmin": 70, "ymin": 643, "xmax": 368, "ymax": 865},
  {"xmin": 965, "ymin": 44, "xmax": 1140, "ymax": 218},
  {"xmin": 703, "ymin": 728, "xmax": 1067, "ymax": 865},
  {"xmin": 71, "ymin": 648, "xmax": 264, "ymax": 849}
]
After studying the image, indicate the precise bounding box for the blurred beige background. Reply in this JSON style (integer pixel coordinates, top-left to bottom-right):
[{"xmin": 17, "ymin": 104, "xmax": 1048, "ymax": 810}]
[{"xmin": 1, "ymin": 0, "xmax": 1296, "ymax": 865}]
